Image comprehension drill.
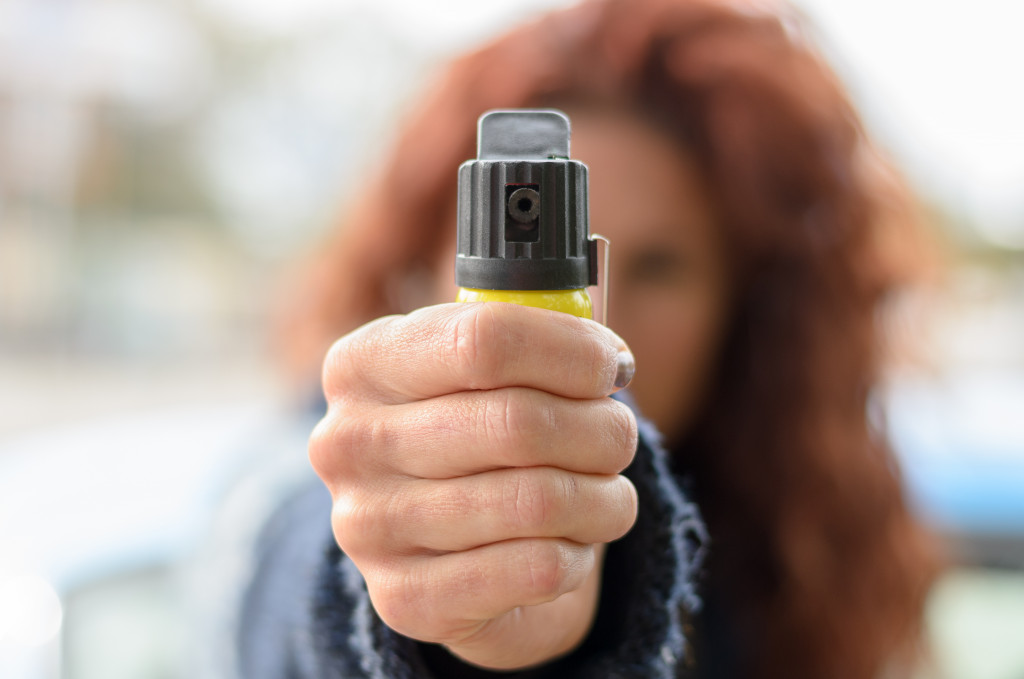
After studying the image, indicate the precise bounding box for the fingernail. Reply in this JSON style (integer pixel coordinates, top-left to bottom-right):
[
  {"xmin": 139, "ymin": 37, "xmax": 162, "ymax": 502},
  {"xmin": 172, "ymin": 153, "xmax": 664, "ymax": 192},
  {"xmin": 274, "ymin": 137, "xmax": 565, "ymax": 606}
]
[{"xmin": 614, "ymin": 350, "xmax": 635, "ymax": 389}]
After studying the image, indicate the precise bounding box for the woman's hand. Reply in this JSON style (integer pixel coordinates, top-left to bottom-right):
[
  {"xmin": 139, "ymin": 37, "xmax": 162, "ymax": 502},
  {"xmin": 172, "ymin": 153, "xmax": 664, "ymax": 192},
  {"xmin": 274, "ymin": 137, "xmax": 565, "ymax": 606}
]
[{"xmin": 309, "ymin": 302, "xmax": 638, "ymax": 670}]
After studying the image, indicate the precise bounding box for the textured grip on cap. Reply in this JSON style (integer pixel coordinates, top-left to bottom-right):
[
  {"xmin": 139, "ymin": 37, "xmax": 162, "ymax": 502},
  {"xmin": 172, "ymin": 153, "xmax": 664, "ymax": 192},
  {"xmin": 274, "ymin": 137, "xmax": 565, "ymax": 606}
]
[{"xmin": 456, "ymin": 109, "xmax": 594, "ymax": 291}]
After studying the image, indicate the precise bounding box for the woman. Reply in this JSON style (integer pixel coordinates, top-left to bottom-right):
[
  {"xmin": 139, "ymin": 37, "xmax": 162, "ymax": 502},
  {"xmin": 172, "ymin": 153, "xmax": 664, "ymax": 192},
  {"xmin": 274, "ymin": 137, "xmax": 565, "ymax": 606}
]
[{"xmin": 243, "ymin": 0, "xmax": 939, "ymax": 677}]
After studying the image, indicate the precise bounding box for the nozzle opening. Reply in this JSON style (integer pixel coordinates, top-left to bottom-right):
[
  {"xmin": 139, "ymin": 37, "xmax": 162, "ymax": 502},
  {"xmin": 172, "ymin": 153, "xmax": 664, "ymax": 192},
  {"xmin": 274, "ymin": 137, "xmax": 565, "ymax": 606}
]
[{"xmin": 505, "ymin": 184, "xmax": 540, "ymax": 242}]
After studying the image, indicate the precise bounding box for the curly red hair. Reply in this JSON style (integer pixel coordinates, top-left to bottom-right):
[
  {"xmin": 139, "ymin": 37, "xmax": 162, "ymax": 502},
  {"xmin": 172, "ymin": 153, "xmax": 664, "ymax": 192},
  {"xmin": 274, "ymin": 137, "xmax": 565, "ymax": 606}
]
[{"xmin": 283, "ymin": 1, "xmax": 939, "ymax": 677}]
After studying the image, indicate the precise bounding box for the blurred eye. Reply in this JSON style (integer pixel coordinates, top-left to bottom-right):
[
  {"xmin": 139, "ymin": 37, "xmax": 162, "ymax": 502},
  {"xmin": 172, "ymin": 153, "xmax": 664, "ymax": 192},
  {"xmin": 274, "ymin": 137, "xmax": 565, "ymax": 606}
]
[{"xmin": 621, "ymin": 247, "xmax": 690, "ymax": 288}]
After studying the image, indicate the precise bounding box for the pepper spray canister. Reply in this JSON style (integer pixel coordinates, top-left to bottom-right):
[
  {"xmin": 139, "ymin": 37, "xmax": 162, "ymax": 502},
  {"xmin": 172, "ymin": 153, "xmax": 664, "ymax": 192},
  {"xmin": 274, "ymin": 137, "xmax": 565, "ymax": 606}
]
[{"xmin": 455, "ymin": 110, "xmax": 599, "ymax": 319}]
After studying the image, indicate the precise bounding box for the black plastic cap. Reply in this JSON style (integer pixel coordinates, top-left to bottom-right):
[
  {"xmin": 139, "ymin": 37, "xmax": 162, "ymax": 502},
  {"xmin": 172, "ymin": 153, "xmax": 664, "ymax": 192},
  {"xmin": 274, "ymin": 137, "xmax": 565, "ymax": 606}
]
[{"xmin": 456, "ymin": 110, "xmax": 595, "ymax": 291}]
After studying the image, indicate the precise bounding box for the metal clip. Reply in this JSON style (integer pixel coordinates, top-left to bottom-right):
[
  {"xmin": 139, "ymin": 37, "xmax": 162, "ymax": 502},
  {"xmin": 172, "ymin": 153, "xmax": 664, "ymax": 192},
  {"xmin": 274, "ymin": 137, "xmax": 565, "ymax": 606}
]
[{"xmin": 591, "ymin": 234, "xmax": 611, "ymax": 326}]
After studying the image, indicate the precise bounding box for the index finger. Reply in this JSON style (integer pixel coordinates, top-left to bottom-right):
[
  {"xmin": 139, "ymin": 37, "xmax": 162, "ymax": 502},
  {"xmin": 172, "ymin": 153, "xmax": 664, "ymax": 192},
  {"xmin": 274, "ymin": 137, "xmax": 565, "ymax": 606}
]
[{"xmin": 323, "ymin": 302, "xmax": 634, "ymax": 404}]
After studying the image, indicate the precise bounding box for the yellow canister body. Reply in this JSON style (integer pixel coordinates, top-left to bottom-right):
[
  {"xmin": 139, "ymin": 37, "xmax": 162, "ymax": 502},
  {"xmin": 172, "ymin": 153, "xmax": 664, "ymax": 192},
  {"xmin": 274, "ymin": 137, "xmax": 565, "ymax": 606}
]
[{"xmin": 456, "ymin": 287, "xmax": 593, "ymax": 320}]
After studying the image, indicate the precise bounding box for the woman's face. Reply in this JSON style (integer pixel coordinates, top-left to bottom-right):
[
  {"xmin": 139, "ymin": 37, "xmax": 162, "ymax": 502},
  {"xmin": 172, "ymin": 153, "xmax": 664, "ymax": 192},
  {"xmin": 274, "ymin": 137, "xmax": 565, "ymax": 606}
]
[
  {"xmin": 436, "ymin": 108, "xmax": 731, "ymax": 445},
  {"xmin": 572, "ymin": 108, "xmax": 731, "ymax": 444}
]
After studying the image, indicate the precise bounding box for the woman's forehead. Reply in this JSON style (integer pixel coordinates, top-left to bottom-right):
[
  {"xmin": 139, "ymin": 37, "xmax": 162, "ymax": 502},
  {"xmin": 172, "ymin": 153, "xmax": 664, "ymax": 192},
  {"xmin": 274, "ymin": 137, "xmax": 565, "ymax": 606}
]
[{"xmin": 569, "ymin": 109, "xmax": 717, "ymax": 247}]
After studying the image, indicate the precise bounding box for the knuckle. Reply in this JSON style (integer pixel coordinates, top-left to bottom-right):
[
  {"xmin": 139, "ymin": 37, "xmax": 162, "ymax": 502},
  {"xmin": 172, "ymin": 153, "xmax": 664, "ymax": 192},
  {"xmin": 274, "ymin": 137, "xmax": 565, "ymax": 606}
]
[
  {"xmin": 607, "ymin": 401, "xmax": 639, "ymax": 470},
  {"xmin": 321, "ymin": 333, "xmax": 361, "ymax": 400},
  {"xmin": 481, "ymin": 389, "xmax": 534, "ymax": 456},
  {"xmin": 330, "ymin": 490, "xmax": 376, "ymax": 556},
  {"xmin": 503, "ymin": 472, "xmax": 557, "ymax": 532},
  {"xmin": 335, "ymin": 481, "xmax": 425, "ymax": 558},
  {"xmin": 320, "ymin": 335, "xmax": 349, "ymax": 394},
  {"xmin": 560, "ymin": 473, "xmax": 581, "ymax": 512},
  {"xmin": 307, "ymin": 415, "xmax": 335, "ymax": 479},
  {"xmin": 308, "ymin": 413, "xmax": 351, "ymax": 482},
  {"xmin": 411, "ymin": 483, "xmax": 470, "ymax": 540},
  {"xmin": 484, "ymin": 389, "xmax": 559, "ymax": 466},
  {"xmin": 322, "ymin": 316, "xmax": 398, "ymax": 400},
  {"xmin": 369, "ymin": 561, "xmax": 472, "ymax": 645},
  {"xmin": 451, "ymin": 307, "xmax": 479, "ymax": 367},
  {"xmin": 308, "ymin": 411, "xmax": 374, "ymax": 481},
  {"xmin": 610, "ymin": 477, "xmax": 640, "ymax": 540},
  {"xmin": 522, "ymin": 540, "xmax": 566, "ymax": 599},
  {"xmin": 366, "ymin": 564, "xmax": 424, "ymax": 637},
  {"xmin": 451, "ymin": 305, "xmax": 507, "ymax": 388},
  {"xmin": 401, "ymin": 486, "xmax": 438, "ymax": 528},
  {"xmin": 480, "ymin": 390, "xmax": 513, "ymax": 450},
  {"xmin": 575, "ymin": 325, "xmax": 616, "ymax": 395}
]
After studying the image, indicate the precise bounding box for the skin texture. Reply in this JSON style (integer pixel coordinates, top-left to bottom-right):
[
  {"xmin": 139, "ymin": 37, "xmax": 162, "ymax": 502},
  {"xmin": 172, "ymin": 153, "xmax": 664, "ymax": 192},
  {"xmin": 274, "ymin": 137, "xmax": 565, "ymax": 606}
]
[
  {"xmin": 572, "ymin": 109, "xmax": 730, "ymax": 445},
  {"xmin": 311, "ymin": 110, "xmax": 730, "ymax": 669}
]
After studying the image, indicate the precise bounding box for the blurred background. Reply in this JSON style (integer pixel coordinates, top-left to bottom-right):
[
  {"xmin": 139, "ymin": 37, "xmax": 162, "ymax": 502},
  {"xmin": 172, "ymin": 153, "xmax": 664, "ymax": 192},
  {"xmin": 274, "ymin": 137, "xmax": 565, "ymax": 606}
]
[{"xmin": 1, "ymin": 0, "xmax": 1022, "ymax": 677}]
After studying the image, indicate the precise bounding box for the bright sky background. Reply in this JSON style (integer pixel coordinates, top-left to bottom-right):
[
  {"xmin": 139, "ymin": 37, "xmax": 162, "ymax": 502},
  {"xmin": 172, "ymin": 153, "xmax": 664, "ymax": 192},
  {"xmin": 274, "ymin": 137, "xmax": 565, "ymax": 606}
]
[
  {"xmin": 196, "ymin": 0, "xmax": 1024, "ymax": 248},
  {"xmin": 798, "ymin": 0, "xmax": 1024, "ymax": 248}
]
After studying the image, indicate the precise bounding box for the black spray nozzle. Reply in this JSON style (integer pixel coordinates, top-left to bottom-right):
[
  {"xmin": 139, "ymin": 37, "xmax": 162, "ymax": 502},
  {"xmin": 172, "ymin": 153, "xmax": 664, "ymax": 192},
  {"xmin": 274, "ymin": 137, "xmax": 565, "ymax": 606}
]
[{"xmin": 456, "ymin": 109, "xmax": 598, "ymax": 291}]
